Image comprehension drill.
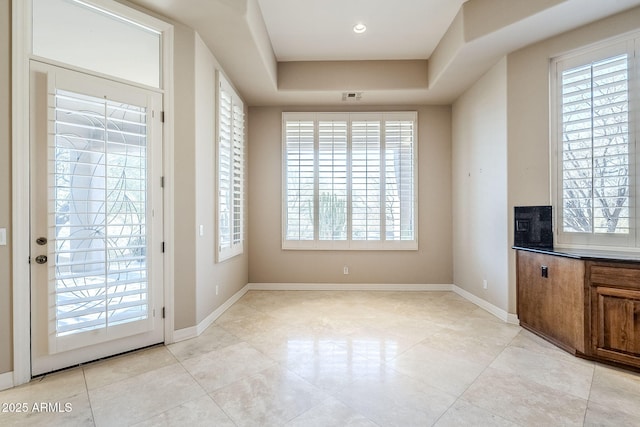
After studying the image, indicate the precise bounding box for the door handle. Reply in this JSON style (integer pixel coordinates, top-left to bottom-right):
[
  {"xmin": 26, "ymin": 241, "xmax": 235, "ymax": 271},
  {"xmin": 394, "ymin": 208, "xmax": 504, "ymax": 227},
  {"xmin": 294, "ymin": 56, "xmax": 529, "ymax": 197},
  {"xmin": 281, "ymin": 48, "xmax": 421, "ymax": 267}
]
[{"xmin": 35, "ymin": 255, "xmax": 48, "ymax": 264}]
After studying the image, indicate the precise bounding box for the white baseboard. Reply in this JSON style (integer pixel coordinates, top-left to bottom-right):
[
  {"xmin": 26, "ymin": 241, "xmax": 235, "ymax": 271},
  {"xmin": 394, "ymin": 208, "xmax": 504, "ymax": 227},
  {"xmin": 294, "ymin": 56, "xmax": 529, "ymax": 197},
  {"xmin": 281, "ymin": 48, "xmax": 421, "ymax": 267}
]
[
  {"xmin": 172, "ymin": 326, "xmax": 198, "ymax": 343},
  {"xmin": 248, "ymin": 283, "xmax": 453, "ymax": 292},
  {"xmin": 0, "ymin": 371, "xmax": 14, "ymax": 391},
  {"xmin": 452, "ymin": 285, "xmax": 519, "ymax": 324},
  {"xmin": 172, "ymin": 284, "xmax": 250, "ymax": 342}
]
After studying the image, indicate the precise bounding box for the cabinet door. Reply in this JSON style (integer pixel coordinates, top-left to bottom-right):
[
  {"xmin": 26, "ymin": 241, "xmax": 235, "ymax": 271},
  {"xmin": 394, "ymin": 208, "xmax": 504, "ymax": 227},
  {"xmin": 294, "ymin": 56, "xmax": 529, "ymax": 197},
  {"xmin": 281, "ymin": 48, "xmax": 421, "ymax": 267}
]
[
  {"xmin": 592, "ymin": 286, "xmax": 640, "ymax": 366},
  {"xmin": 517, "ymin": 251, "xmax": 585, "ymax": 353}
]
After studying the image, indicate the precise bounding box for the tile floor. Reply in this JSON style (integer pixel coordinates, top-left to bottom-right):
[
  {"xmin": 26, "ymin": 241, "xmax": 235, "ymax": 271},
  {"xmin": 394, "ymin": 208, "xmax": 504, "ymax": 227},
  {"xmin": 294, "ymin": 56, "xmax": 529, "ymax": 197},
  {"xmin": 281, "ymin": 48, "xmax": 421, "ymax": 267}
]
[{"xmin": 1, "ymin": 290, "xmax": 640, "ymax": 426}]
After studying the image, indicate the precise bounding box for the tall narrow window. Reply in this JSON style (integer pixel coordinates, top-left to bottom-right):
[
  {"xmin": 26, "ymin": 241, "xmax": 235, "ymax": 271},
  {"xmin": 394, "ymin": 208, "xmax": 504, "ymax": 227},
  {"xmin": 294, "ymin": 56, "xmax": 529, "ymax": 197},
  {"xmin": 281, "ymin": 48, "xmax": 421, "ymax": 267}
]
[
  {"xmin": 217, "ymin": 73, "xmax": 244, "ymax": 261},
  {"xmin": 283, "ymin": 112, "xmax": 418, "ymax": 250},
  {"xmin": 553, "ymin": 37, "xmax": 637, "ymax": 248}
]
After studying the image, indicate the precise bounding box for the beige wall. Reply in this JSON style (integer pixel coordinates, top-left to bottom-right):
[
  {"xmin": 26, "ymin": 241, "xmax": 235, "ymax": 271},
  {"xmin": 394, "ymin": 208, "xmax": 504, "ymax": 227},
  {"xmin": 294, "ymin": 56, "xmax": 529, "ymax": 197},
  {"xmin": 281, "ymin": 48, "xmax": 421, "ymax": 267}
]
[
  {"xmin": 0, "ymin": 0, "xmax": 12, "ymax": 375},
  {"xmin": 248, "ymin": 105, "xmax": 452, "ymax": 285},
  {"xmin": 506, "ymin": 5, "xmax": 640, "ymax": 313},
  {"xmin": 452, "ymin": 57, "xmax": 509, "ymax": 312},
  {"xmin": 194, "ymin": 34, "xmax": 248, "ymax": 323},
  {"xmin": 172, "ymin": 26, "xmax": 249, "ymax": 329},
  {"xmin": 172, "ymin": 24, "xmax": 198, "ymax": 329}
]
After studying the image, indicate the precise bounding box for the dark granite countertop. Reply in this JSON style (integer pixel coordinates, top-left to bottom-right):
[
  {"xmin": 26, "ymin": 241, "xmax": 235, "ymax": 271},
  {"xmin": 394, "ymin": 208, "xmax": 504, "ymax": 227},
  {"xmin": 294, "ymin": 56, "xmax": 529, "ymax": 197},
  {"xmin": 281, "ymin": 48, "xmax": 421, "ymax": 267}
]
[{"xmin": 513, "ymin": 246, "xmax": 640, "ymax": 263}]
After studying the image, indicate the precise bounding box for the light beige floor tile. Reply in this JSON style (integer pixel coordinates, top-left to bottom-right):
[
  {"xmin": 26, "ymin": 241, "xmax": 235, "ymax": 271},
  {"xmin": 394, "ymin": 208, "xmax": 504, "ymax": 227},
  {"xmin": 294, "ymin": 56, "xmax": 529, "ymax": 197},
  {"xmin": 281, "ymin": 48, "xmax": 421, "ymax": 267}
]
[
  {"xmin": 89, "ymin": 363, "xmax": 205, "ymax": 427},
  {"xmin": 345, "ymin": 326, "xmax": 424, "ymax": 362},
  {"xmin": 215, "ymin": 310, "xmax": 288, "ymax": 339},
  {"xmin": 588, "ymin": 363, "xmax": 640, "ymax": 419},
  {"xmin": 83, "ymin": 345, "xmax": 177, "ymax": 390},
  {"xmin": 434, "ymin": 399, "xmax": 520, "ymax": 427},
  {"xmin": 462, "ymin": 367, "xmax": 588, "ymax": 426},
  {"xmin": 132, "ymin": 395, "xmax": 235, "ymax": 427},
  {"xmin": 421, "ymin": 325, "xmax": 507, "ymax": 365},
  {"xmin": 181, "ymin": 341, "xmax": 276, "ymax": 392},
  {"xmin": 490, "ymin": 346, "xmax": 595, "ymax": 399},
  {"xmin": 286, "ymin": 315, "xmax": 365, "ymax": 339},
  {"xmin": 285, "ymin": 397, "xmax": 378, "ymax": 427},
  {"xmin": 447, "ymin": 315, "xmax": 522, "ymax": 347},
  {"xmin": 377, "ymin": 317, "xmax": 444, "ymax": 342},
  {"xmin": 210, "ymin": 365, "xmax": 328, "ymax": 427},
  {"xmin": 9, "ymin": 290, "xmax": 640, "ymax": 427},
  {"xmin": 390, "ymin": 341, "xmax": 488, "ymax": 396},
  {"xmin": 508, "ymin": 329, "xmax": 586, "ymax": 364},
  {"xmin": 0, "ymin": 368, "xmax": 86, "ymax": 404},
  {"xmin": 334, "ymin": 365, "xmax": 457, "ymax": 427},
  {"xmin": 214, "ymin": 301, "xmax": 265, "ymax": 323},
  {"xmin": 167, "ymin": 324, "xmax": 241, "ymax": 362},
  {"xmin": 280, "ymin": 339, "xmax": 382, "ymax": 393},
  {"xmin": 584, "ymin": 400, "xmax": 640, "ymax": 426},
  {"xmin": 243, "ymin": 323, "xmax": 320, "ymax": 361},
  {"xmin": 0, "ymin": 390, "xmax": 93, "ymax": 426}
]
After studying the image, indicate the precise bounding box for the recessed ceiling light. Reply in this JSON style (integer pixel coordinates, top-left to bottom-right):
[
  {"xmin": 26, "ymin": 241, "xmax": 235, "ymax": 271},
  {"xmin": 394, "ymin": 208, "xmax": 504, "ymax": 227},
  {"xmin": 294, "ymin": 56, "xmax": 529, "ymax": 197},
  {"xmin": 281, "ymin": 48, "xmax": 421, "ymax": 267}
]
[{"xmin": 353, "ymin": 23, "xmax": 367, "ymax": 34}]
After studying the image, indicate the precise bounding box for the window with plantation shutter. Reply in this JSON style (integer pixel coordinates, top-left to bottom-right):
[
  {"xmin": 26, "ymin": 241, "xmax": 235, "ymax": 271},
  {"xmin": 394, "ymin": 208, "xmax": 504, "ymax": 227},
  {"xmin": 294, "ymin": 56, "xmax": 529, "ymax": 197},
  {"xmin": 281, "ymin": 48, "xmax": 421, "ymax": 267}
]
[
  {"xmin": 217, "ymin": 73, "xmax": 244, "ymax": 261},
  {"xmin": 283, "ymin": 112, "xmax": 418, "ymax": 250},
  {"xmin": 552, "ymin": 36, "xmax": 639, "ymax": 248}
]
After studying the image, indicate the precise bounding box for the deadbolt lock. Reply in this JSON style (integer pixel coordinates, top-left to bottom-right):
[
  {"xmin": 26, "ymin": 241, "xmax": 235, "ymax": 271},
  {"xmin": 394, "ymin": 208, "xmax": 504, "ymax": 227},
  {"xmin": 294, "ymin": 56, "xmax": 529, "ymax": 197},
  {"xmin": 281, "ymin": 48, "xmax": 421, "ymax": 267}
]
[
  {"xmin": 35, "ymin": 255, "xmax": 48, "ymax": 264},
  {"xmin": 36, "ymin": 237, "xmax": 47, "ymax": 246}
]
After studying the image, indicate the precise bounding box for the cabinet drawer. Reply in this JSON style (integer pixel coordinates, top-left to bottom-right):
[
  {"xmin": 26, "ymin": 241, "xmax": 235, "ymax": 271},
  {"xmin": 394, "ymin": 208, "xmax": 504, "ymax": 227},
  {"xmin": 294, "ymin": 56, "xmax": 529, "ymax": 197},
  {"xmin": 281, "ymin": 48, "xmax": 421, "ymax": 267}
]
[{"xmin": 590, "ymin": 265, "xmax": 640, "ymax": 290}]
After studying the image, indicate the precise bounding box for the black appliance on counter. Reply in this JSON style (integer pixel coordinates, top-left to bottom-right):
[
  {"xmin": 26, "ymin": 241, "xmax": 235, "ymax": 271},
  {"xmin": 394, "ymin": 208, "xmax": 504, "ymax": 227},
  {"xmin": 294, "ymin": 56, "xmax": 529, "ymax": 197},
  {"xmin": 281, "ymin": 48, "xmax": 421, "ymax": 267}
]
[{"xmin": 514, "ymin": 206, "xmax": 553, "ymax": 249}]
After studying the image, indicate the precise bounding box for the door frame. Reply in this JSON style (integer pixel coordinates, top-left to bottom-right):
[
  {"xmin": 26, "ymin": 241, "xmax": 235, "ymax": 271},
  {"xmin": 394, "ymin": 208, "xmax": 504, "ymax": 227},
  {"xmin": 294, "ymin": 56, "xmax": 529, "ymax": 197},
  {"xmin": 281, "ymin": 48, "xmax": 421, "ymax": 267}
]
[{"xmin": 11, "ymin": 0, "xmax": 175, "ymax": 386}]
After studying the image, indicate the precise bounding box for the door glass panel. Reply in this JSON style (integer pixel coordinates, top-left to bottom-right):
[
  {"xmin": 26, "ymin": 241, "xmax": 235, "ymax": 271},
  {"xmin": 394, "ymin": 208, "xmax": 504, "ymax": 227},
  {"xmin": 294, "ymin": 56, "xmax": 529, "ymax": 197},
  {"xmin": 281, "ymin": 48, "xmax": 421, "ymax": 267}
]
[{"xmin": 53, "ymin": 89, "xmax": 149, "ymax": 338}]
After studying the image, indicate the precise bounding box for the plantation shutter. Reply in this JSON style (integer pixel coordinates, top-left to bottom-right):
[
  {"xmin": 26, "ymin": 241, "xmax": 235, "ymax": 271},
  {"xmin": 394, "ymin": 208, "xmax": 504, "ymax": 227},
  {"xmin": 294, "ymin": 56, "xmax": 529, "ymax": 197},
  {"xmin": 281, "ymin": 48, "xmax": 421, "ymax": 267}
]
[
  {"xmin": 385, "ymin": 119, "xmax": 415, "ymax": 241},
  {"xmin": 232, "ymin": 102, "xmax": 244, "ymax": 246},
  {"xmin": 284, "ymin": 118, "xmax": 315, "ymax": 241},
  {"xmin": 218, "ymin": 88, "xmax": 232, "ymax": 252},
  {"xmin": 217, "ymin": 74, "xmax": 244, "ymax": 261},
  {"xmin": 351, "ymin": 120, "xmax": 381, "ymax": 240},
  {"xmin": 283, "ymin": 112, "xmax": 417, "ymax": 250},
  {"xmin": 318, "ymin": 119, "xmax": 348, "ymax": 241},
  {"xmin": 52, "ymin": 89, "xmax": 150, "ymax": 338},
  {"xmin": 560, "ymin": 52, "xmax": 630, "ymax": 235}
]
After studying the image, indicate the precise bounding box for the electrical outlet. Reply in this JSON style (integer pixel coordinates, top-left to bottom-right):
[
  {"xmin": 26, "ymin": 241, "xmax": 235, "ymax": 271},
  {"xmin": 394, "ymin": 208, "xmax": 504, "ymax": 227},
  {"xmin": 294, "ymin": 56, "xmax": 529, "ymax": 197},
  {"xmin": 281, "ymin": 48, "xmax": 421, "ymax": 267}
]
[
  {"xmin": 482, "ymin": 279, "xmax": 488, "ymax": 290},
  {"xmin": 343, "ymin": 266, "xmax": 349, "ymax": 275}
]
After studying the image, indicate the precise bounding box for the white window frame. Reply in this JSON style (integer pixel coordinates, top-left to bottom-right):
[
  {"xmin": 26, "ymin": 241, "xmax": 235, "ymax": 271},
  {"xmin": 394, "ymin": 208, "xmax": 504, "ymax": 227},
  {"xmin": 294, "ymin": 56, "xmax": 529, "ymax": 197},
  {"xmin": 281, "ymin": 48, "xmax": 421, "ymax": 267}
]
[
  {"xmin": 216, "ymin": 72, "xmax": 245, "ymax": 262},
  {"xmin": 551, "ymin": 33, "xmax": 640, "ymax": 250},
  {"xmin": 282, "ymin": 111, "xmax": 418, "ymax": 251}
]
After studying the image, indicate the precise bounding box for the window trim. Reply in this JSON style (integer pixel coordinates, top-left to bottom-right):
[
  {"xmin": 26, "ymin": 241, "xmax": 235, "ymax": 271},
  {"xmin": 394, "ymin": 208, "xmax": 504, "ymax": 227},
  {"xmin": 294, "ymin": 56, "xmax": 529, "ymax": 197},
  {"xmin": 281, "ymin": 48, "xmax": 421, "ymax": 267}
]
[
  {"xmin": 216, "ymin": 72, "xmax": 245, "ymax": 262},
  {"xmin": 281, "ymin": 111, "xmax": 419, "ymax": 251},
  {"xmin": 551, "ymin": 33, "xmax": 640, "ymax": 250}
]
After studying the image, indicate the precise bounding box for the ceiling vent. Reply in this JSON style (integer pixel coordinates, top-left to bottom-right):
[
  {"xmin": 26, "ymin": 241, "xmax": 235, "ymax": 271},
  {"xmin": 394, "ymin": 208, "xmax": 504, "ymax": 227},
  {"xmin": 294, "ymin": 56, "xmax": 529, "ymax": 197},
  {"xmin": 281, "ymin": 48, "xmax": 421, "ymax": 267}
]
[{"xmin": 342, "ymin": 92, "xmax": 363, "ymax": 102}]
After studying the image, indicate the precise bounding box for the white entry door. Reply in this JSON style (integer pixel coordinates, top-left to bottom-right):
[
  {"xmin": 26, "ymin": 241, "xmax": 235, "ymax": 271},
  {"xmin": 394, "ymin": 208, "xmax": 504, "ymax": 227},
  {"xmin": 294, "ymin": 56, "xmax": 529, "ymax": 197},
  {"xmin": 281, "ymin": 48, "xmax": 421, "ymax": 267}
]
[{"xmin": 30, "ymin": 62, "xmax": 164, "ymax": 376}]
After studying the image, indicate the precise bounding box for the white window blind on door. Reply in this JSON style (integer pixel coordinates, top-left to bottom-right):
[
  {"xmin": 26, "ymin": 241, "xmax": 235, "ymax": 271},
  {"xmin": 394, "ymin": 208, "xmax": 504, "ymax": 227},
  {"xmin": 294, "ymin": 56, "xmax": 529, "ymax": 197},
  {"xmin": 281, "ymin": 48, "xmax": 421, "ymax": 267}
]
[
  {"xmin": 217, "ymin": 73, "xmax": 245, "ymax": 261},
  {"xmin": 283, "ymin": 112, "xmax": 418, "ymax": 250},
  {"xmin": 52, "ymin": 88, "xmax": 150, "ymax": 342}
]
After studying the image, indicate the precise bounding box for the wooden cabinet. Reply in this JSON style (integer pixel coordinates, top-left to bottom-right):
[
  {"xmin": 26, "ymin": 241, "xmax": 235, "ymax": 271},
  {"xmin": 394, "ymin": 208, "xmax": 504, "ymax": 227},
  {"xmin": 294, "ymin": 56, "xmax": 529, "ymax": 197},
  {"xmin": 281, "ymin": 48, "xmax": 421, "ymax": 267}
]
[
  {"xmin": 588, "ymin": 262, "xmax": 640, "ymax": 369},
  {"xmin": 516, "ymin": 249, "xmax": 640, "ymax": 371},
  {"xmin": 516, "ymin": 250, "xmax": 586, "ymax": 354}
]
